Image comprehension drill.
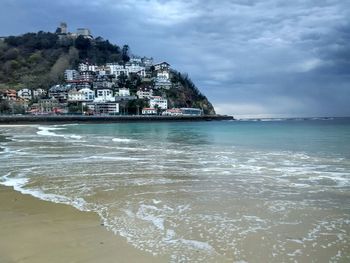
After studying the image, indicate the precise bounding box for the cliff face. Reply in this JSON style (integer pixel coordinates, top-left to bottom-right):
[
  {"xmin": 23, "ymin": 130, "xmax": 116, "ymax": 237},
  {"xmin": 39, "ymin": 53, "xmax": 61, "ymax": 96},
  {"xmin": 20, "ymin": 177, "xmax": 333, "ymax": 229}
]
[
  {"xmin": 165, "ymin": 71, "xmax": 215, "ymax": 115},
  {"xmin": 0, "ymin": 31, "xmax": 216, "ymax": 115}
]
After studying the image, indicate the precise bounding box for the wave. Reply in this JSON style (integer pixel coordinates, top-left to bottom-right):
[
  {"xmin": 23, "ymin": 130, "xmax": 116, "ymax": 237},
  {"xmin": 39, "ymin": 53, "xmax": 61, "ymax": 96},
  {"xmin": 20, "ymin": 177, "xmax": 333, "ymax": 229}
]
[
  {"xmin": 112, "ymin": 138, "xmax": 135, "ymax": 143},
  {"xmin": 37, "ymin": 126, "xmax": 65, "ymax": 137}
]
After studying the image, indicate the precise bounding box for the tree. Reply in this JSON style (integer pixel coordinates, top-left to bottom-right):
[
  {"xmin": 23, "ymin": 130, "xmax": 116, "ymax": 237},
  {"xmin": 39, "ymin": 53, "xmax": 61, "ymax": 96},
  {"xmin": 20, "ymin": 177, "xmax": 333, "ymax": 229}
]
[
  {"xmin": 122, "ymin": 45, "xmax": 130, "ymax": 64},
  {"xmin": 117, "ymin": 73, "xmax": 127, "ymax": 88},
  {"xmin": 75, "ymin": 35, "xmax": 91, "ymax": 50},
  {"xmin": 0, "ymin": 100, "xmax": 10, "ymax": 114}
]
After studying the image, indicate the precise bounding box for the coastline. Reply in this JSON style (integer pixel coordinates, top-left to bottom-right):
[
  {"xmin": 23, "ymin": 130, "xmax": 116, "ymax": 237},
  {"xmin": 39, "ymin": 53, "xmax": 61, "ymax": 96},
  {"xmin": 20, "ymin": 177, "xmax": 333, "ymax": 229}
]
[
  {"xmin": 0, "ymin": 185, "xmax": 167, "ymax": 263},
  {"xmin": 0, "ymin": 115, "xmax": 234, "ymax": 125}
]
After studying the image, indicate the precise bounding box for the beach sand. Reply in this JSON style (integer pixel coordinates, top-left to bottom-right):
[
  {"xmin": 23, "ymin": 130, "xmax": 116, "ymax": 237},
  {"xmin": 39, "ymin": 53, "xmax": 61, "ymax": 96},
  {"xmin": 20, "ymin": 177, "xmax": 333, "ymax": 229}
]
[{"xmin": 0, "ymin": 185, "xmax": 167, "ymax": 263}]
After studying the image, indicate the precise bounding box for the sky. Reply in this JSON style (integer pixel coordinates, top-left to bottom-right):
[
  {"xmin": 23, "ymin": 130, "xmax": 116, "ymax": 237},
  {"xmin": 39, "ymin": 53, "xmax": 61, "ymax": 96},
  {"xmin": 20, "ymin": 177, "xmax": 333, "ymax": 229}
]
[{"xmin": 1, "ymin": 0, "xmax": 350, "ymax": 118}]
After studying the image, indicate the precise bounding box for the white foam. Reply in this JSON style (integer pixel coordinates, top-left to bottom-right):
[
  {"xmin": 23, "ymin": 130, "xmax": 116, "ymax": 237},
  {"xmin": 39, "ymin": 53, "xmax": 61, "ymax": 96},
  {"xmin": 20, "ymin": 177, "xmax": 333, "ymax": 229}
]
[
  {"xmin": 0, "ymin": 173, "xmax": 89, "ymax": 212},
  {"xmin": 153, "ymin": 199, "xmax": 162, "ymax": 204},
  {"xmin": 69, "ymin": 135, "xmax": 83, "ymax": 140},
  {"xmin": 112, "ymin": 138, "xmax": 134, "ymax": 143},
  {"xmin": 37, "ymin": 126, "xmax": 65, "ymax": 137},
  {"xmin": 0, "ymin": 174, "xmax": 29, "ymax": 189},
  {"xmin": 136, "ymin": 204, "xmax": 165, "ymax": 231},
  {"xmin": 178, "ymin": 239, "xmax": 214, "ymax": 251},
  {"xmin": 84, "ymin": 156, "xmax": 143, "ymax": 161}
]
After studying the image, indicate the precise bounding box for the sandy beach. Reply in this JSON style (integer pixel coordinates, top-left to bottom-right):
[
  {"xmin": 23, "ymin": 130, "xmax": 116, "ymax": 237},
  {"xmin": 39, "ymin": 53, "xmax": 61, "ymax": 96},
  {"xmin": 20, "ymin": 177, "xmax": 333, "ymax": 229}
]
[{"xmin": 0, "ymin": 185, "xmax": 166, "ymax": 263}]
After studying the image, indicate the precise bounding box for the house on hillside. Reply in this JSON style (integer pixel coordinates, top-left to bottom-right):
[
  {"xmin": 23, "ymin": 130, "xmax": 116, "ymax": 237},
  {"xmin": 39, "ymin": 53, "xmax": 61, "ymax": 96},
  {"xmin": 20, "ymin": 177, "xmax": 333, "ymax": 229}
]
[
  {"xmin": 33, "ymin": 89, "xmax": 46, "ymax": 99},
  {"xmin": 149, "ymin": 96, "xmax": 167, "ymax": 110},
  {"xmin": 154, "ymin": 62, "xmax": 170, "ymax": 71},
  {"xmin": 3, "ymin": 89, "xmax": 17, "ymax": 101},
  {"xmin": 137, "ymin": 86, "xmax": 153, "ymax": 99},
  {"xmin": 94, "ymin": 88, "xmax": 114, "ymax": 102},
  {"xmin": 17, "ymin": 89, "xmax": 32, "ymax": 100},
  {"xmin": 49, "ymin": 84, "xmax": 74, "ymax": 102},
  {"xmin": 64, "ymin": 69, "xmax": 79, "ymax": 81},
  {"xmin": 68, "ymin": 88, "xmax": 95, "ymax": 102}
]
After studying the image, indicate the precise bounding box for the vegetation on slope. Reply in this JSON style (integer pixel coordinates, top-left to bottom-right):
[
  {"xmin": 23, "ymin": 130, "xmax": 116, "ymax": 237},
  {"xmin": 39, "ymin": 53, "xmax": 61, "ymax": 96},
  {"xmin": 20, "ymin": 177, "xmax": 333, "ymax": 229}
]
[{"xmin": 0, "ymin": 31, "xmax": 215, "ymax": 114}]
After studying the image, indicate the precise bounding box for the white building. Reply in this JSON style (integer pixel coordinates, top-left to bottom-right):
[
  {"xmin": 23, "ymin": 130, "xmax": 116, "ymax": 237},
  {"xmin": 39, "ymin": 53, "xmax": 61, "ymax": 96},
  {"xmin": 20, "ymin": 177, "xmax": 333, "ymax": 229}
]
[
  {"xmin": 162, "ymin": 108, "xmax": 182, "ymax": 116},
  {"xmin": 64, "ymin": 69, "xmax": 79, "ymax": 81},
  {"xmin": 86, "ymin": 102, "xmax": 119, "ymax": 114},
  {"xmin": 180, "ymin": 108, "xmax": 203, "ymax": 116},
  {"xmin": 157, "ymin": 71, "xmax": 170, "ymax": 80},
  {"xmin": 142, "ymin": 108, "xmax": 157, "ymax": 115},
  {"xmin": 118, "ymin": 88, "xmax": 130, "ymax": 97},
  {"xmin": 68, "ymin": 88, "xmax": 95, "ymax": 102},
  {"xmin": 79, "ymin": 71, "xmax": 95, "ymax": 82},
  {"xmin": 126, "ymin": 64, "xmax": 146, "ymax": 77},
  {"xmin": 137, "ymin": 88, "xmax": 153, "ymax": 99},
  {"xmin": 68, "ymin": 89, "xmax": 84, "ymax": 102},
  {"xmin": 107, "ymin": 63, "xmax": 128, "ymax": 77},
  {"xmin": 79, "ymin": 63, "xmax": 96, "ymax": 72},
  {"xmin": 106, "ymin": 63, "xmax": 146, "ymax": 77},
  {"xmin": 33, "ymin": 89, "xmax": 46, "ymax": 98},
  {"xmin": 154, "ymin": 62, "xmax": 170, "ymax": 71},
  {"xmin": 154, "ymin": 78, "xmax": 172, "ymax": 89},
  {"xmin": 77, "ymin": 28, "xmax": 92, "ymax": 37},
  {"xmin": 150, "ymin": 96, "xmax": 167, "ymax": 110},
  {"xmin": 142, "ymin": 57, "xmax": 153, "ymax": 67},
  {"xmin": 130, "ymin": 57, "xmax": 142, "ymax": 65},
  {"xmin": 94, "ymin": 89, "xmax": 114, "ymax": 102},
  {"xmin": 17, "ymin": 89, "xmax": 32, "ymax": 100}
]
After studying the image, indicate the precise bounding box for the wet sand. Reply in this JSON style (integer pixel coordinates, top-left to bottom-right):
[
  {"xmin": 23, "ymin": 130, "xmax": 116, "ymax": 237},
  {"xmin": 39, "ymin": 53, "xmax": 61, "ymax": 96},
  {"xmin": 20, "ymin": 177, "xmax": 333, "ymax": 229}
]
[{"xmin": 0, "ymin": 185, "xmax": 167, "ymax": 263}]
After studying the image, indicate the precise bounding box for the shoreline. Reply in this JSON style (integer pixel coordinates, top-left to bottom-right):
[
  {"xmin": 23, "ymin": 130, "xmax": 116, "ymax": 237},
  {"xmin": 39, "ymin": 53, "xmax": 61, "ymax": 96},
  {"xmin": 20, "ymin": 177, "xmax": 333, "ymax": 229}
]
[
  {"xmin": 0, "ymin": 185, "xmax": 167, "ymax": 263},
  {"xmin": 0, "ymin": 114, "xmax": 234, "ymax": 125}
]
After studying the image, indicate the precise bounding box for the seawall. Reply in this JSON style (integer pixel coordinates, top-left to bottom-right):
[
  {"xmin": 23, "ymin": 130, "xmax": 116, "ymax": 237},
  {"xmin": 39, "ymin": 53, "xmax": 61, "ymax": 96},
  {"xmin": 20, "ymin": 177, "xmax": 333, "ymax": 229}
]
[{"xmin": 0, "ymin": 115, "xmax": 234, "ymax": 124}]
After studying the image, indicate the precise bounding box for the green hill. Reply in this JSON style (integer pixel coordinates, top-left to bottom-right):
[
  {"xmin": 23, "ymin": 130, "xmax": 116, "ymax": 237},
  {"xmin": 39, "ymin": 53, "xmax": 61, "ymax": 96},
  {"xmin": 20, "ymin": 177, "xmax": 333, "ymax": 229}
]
[{"xmin": 0, "ymin": 31, "xmax": 215, "ymax": 115}]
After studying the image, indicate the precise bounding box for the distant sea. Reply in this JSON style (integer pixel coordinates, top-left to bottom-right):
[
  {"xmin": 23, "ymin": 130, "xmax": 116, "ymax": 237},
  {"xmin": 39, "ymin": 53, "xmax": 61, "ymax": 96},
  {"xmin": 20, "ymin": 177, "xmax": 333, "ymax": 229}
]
[{"xmin": 1, "ymin": 118, "xmax": 349, "ymax": 262}]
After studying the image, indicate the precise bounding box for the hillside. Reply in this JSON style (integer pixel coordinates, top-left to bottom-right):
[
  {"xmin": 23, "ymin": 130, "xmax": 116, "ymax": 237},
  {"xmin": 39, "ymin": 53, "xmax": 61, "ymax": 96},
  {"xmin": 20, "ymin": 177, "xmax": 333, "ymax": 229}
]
[{"xmin": 0, "ymin": 31, "xmax": 215, "ymax": 115}]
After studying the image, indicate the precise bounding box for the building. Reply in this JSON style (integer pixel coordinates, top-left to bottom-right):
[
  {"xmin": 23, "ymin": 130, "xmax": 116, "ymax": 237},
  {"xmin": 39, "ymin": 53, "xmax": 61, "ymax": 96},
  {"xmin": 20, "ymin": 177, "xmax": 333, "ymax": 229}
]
[
  {"xmin": 49, "ymin": 84, "xmax": 73, "ymax": 102},
  {"xmin": 180, "ymin": 108, "xmax": 203, "ymax": 116},
  {"xmin": 130, "ymin": 57, "xmax": 142, "ymax": 65},
  {"xmin": 154, "ymin": 78, "xmax": 172, "ymax": 89},
  {"xmin": 85, "ymin": 102, "xmax": 119, "ymax": 115},
  {"xmin": 162, "ymin": 108, "xmax": 182, "ymax": 116},
  {"xmin": 94, "ymin": 89, "xmax": 114, "ymax": 102},
  {"xmin": 141, "ymin": 57, "xmax": 153, "ymax": 68},
  {"xmin": 78, "ymin": 63, "xmax": 96, "ymax": 72},
  {"xmin": 79, "ymin": 71, "xmax": 95, "ymax": 82},
  {"xmin": 93, "ymin": 75, "xmax": 114, "ymax": 90},
  {"xmin": 149, "ymin": 96, "xmax": 167, "ymax": 110},
  {"xmin": 68, "ymin": 88, "xmax": 94, "ymax": 102},
  {"xmin": 77, "ymin": 28, "xmax": 92, "ymax": 37},
  {"xmin": 37, "ymin": 98, "xmax": 67, "ymax": 114},
  {"xmin": 107, "ymin": 63, "xmax": 127, "ymax": 77},
  {"xmin": 106, "ymin": 63, "xmax": 146, "ymax": 78},
  {"xmin": 64, "ymin": 69, "xmax": 79, "ymax": 81},
  {"xmin": 59, "ymin": 22, "xmax": 67, "ymax": 34},
  {"xmin": 137, "ymin": 87, "xmax": 153, "ymax": 99},
  {"xmin": 142, "ymin": 108, "xmax": 157, "ymax": 115},
  {"xmin": 33, "ymin": 89, "xmax": 46, "ymax": 98},
  {"xmin": 157, "ymin": 71, "xmax": 170, "ymax": 80},
  {"xmin": 17, "ymin": 89, "xmax": 32, "ymax": 100},
  {"xmin": 154, "ymin": 62, "xmax": 170, "ymax": 71},
  {"xmin": 126, "ymin": 64, "xmax": 146, "ymax": 77},
  {"xmin": 3, "ymin": 89, "xmax": 17, "ymax": 101},
  {"xmin": 118, "ymin": 88, "xmax": 130, "ymax": 97}
]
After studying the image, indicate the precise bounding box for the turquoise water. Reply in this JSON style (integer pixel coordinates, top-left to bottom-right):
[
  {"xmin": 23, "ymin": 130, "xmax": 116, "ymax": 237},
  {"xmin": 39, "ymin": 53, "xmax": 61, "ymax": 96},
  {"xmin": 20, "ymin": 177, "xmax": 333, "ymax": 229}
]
[{"xmin": 0, "ymin": 119, "xmax": 350, "ymax": 262}]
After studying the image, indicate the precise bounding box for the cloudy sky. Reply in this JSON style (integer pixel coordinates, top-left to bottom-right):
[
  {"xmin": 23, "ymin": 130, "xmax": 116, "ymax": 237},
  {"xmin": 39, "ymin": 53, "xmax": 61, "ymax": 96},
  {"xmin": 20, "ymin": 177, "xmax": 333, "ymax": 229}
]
[{"xmin": 1, "ymin": 0, "xmax": 349, "ymax": 117}]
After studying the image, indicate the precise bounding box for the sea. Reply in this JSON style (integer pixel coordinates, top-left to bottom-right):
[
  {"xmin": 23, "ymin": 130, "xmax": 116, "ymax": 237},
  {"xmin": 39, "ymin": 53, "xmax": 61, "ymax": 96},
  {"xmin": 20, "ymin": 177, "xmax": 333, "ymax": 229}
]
[{"xmin": 0, "ymin": 118, "xmax": 349, "ymax": 262}]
